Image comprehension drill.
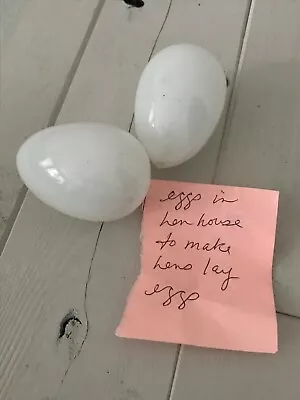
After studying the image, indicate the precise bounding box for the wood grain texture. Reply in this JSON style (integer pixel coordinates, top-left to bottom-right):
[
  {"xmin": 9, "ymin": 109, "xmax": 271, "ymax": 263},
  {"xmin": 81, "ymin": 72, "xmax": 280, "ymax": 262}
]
[
  {"xmin": 0, "ymin": 0, "xmax": 250, "ymax": 399},
  {"xmin": 213, "ymin": 0, "xmax": 300, "ymax": 317},
  {"xmin": 0, "ymin": 196, "xmax": 100, "ymax": 400},
  {"xmin": 0, "ymin": 2, "xmax": 177, "ymax": 399},
  {"xmin": 0, "ymin": 0, "xmax": 103, "ymax": 245},
  {"xmin": 171, "ymin": 1, "xmax": 300, "ymax": 399},
  {"xmin": 172, "ymin": 314, "xmax": 300, "ymax": 400}
]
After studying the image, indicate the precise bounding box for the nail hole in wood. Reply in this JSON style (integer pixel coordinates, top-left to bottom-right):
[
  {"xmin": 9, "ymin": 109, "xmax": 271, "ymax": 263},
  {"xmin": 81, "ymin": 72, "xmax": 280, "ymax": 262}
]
[
  {"xmin": 124, "ymin": 0, "xmax": 144, "ymax": 8},
  {"xmin": 58, "ymin": 310, "xmax": 82, "ymax": 340}
]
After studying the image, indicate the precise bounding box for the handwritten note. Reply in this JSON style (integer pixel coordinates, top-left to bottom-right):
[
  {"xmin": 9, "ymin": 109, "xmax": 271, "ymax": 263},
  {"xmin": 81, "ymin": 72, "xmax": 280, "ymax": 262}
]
[{"xmin": 116, "ymin": 180, "xmax": 279, "ymax": 353}]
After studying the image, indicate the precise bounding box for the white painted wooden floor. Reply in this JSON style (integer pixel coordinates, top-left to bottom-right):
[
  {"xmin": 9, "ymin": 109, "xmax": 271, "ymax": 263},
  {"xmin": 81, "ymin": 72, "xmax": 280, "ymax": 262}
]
[{"xmin": 1, "ymin": 0, "xmax": 300, "ymax": 399}]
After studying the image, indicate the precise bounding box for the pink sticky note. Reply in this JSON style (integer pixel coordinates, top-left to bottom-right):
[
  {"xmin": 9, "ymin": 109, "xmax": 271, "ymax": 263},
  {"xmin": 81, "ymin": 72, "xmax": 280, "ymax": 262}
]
[{"xmin": 117, "ymin": 180, "xmax": 279, "ymax": 353}]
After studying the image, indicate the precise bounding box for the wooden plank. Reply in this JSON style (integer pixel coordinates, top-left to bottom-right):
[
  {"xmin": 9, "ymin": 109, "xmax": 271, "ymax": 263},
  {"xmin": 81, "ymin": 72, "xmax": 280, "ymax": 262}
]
[
  {"xmin": 0, "ymin": 0, "xmax": 103, "ymax": 247},
  {"xmin": 0, "ymin": 2, "xmax": 177, "ymax": 399},
  {"xmin": 0, "ymin": 197, "xmax": 100, "ymax": 400},
  {"xmin": 171, "ymin": 1, "xmax": 300, "ymax": 399},
  {"xmin": 213, "ymin": 0, "xmax": 300, "ymax": 317},
  {"xmin": 2, "ymin": 0, "xmax": 31, "ymax": 49},
  {"xmin": 0, "ymin": 0, "xmax": 250, "ymax": 399},
  {"xmin": 172, "ymin": 314, "xmax": 300, "ymax": 400}
]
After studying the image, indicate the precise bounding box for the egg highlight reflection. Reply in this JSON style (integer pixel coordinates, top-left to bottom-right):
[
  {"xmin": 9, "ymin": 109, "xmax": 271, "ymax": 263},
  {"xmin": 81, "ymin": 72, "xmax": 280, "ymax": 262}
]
[
  {"xmin": 135, "ymin": 44, "xmax": 227, "ymax": 168},
  {"xmin": 16, "ymin": 123, "xmax": 151, "ymax": 221}
]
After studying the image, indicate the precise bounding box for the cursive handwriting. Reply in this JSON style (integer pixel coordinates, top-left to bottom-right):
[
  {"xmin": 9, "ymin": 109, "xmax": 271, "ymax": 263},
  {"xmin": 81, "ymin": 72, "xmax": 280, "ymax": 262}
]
[
  {"xmin": 153, "ymin": 255, "xmax": 192, "ymax": 271},
  {"xmin": 160, "ymin": 211, "xmax": 193, "ymax": 227},
  {"xmin": 213, "ymin": 190, "xmax": 238, "ymax": 205},
  {"xmin": 145, "ymin": 283, "xmax": 200, "ymax": 310},
  {"xmin": 160, "ymin": 190, "xmax": 202, "ymax": 211},
  {"xmin": 156, "ymin": 232, "xmax": 176, "ymax": 250},
  {"xmin": 185, "ymin": 237, "xmax": 231, "ymax": 255},
  {"xmin": 197, "ymin": 213, "xmax": 243, "ymax": 228},
  {"xmin": 203, "ymin": 257, "xmax": 239, "ymax": 291}
]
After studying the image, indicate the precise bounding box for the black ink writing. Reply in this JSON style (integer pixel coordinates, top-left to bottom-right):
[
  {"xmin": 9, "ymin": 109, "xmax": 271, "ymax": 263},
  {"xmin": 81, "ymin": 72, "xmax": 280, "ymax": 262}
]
[
  {"xmin": 145, "ymin": 283, "xmax": 200, "ymax": 310},
  {"xmin": 185, "ymin": 237, "xmax": 231, "ymax": 255},
  {"xmin": 160, "ymin": 190, "xmax": 202, "ymax": 211},
  {"xmin": 155, "ymin": 232, "xmax": 176, "ymax": 250},
  {"xmin": 203, "ymin": 238, "xmax": 231, "ymax": 255},
  {"xmin": 184, "ymin": 240, "xmax": 201, "ymax": 251},
  {"xmin": 203, "ymin": 257, "xmax": 239, "ymax": 291},
  {"xmin": 153, "ymin": 255, "xmax": 192, "ymax": 271},
  {"xmin": 213, "ymin": 190, "xmax": 238, "ymax": 204},
  {"xmin": 146, "ymin": 185, "xmax": 244, "ymax": 311},
  {"xmin": 197, "ymin": 213, "xmax": 243, "ymax": 228},
  {"xmin": 160, "ymin": 211, "xmax": 193, "ymax": 227}
]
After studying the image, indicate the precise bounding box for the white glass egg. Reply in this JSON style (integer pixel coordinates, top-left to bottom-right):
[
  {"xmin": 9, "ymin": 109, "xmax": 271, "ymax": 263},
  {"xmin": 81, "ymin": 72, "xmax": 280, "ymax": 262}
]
[
  {"xmin": 135, "ymin": 44, "xmax": 227, "ymax": 168},
  {"xmin": 16, "ymin": 123, "xmax": 151, "ymax": 221}
]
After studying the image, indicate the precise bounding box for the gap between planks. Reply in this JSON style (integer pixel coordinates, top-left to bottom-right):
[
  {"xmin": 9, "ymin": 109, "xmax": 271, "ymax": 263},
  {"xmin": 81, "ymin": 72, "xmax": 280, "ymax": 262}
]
[
  {"xmin": 0, "ymin": 0, "xmax": 106, "ymax": 257},
  {"xmin": 168, "ymin": 0, "xmax": 256, "ymax": 398},
  {"xmin": 56, "ymin": 0, "xmax": 176, "ymax": 391},
  {"xmin": 128, "ymin": 0, "xmax": 174, "ymax": 132},
  {"xmin": 1, "ymin": 1, "xmax": 259, "ymax": 398},
  {"xmin": 212, "ymin": 0, "xmax": 256, "ymax": 183}
]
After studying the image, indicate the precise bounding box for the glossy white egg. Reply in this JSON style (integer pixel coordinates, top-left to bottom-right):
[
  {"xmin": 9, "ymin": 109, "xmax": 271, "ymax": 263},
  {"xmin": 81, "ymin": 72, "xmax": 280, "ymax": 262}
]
[
  {"xmin": 16, "ymin": 123, "xmax": 151, "ymax": 221},
  {"xmin": 135, "ymin": 44, "xmax": 227, "ymax": 168}
]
